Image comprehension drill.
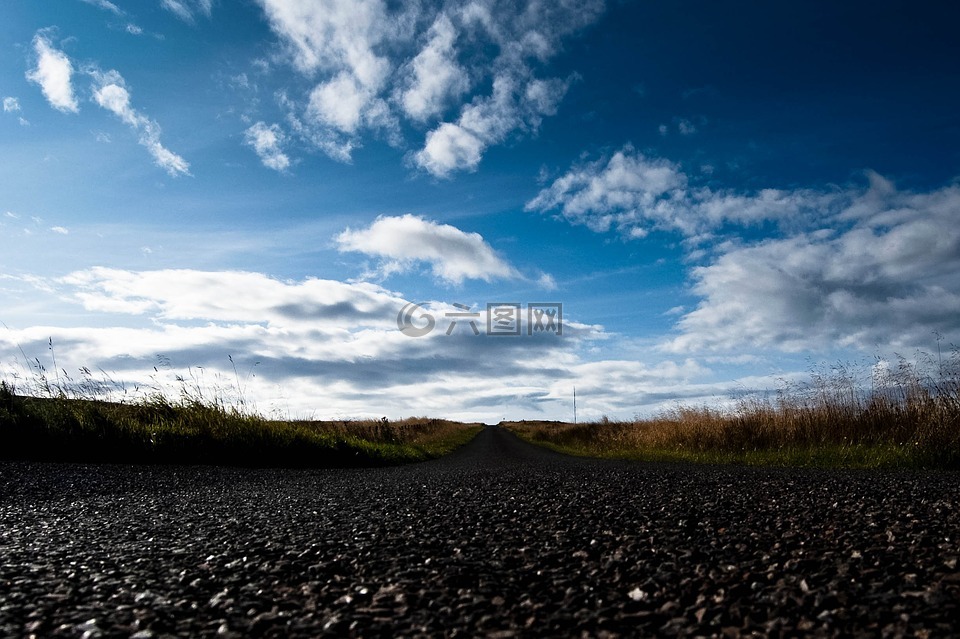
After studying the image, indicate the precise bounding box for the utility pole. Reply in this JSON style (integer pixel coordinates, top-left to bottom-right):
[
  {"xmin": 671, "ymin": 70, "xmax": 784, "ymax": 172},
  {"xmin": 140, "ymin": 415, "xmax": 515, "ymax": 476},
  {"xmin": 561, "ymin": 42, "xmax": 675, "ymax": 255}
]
[{"xmin": 573, "ymin": 385, "xmax": 577, "ymax": 425}]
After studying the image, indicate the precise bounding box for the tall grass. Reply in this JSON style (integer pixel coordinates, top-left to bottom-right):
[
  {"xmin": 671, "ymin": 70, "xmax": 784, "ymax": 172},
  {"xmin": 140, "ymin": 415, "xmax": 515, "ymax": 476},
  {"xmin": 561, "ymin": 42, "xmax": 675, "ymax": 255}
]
[
  {"xmin": 0, "ymin": 343, "xmax": 481, "ymax": 467},
  {"xmin": 508, "ymin": 352, "xmax": 960, "ymax": 469}
]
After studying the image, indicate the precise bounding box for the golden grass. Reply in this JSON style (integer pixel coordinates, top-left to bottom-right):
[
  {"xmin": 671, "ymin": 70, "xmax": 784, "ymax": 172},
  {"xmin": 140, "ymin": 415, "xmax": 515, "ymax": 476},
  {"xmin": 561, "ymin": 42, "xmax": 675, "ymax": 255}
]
[{"xmin": 507, "ymin": 356, "xmax": 960, "ymax": 469}]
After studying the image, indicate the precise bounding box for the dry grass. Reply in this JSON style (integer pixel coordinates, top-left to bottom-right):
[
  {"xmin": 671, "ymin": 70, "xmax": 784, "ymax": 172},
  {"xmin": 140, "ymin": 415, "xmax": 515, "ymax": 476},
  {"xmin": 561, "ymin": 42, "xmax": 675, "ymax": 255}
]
[
  {"xmin": 0, "ymin": 343, "xmax": 482, "ymax": 467},
  {"xmin": 507, "ymin": 353, "xmax": 960, "ymax": 469}
]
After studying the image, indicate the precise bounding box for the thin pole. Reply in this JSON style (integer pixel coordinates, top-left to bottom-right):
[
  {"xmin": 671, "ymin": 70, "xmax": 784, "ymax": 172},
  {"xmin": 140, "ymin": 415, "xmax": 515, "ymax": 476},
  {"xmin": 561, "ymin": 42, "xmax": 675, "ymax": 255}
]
[{"xmin": 573, "ymin": 385, "xmax": 577, "ymax": 425}]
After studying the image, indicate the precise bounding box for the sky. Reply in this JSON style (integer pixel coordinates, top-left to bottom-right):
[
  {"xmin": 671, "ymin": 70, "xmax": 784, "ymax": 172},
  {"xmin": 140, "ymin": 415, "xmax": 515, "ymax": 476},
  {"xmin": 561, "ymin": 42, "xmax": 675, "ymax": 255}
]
[{"xmin": 2, "ymin": 0, "xmax": 959, "ymax": 422}]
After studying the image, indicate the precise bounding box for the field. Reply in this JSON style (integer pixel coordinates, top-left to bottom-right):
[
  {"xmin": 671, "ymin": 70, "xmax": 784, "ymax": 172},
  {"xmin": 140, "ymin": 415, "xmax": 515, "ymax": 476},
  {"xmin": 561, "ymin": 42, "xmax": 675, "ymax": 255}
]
[
  {"xmin": 4, "ymin": 348, "xmax": 960, "ymax": 469},
  {"xmin": 507, "ymin": 355, "xmax": 960, "ymax": 469},
  {"xmin": 0, "ymin": 383, "xmax": 481, "ymax": 467}
]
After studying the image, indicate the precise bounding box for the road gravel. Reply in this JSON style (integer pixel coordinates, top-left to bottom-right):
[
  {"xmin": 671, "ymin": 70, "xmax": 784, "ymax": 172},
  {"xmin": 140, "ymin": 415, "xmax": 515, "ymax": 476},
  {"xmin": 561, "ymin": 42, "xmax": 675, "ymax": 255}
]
[{"xmin": 1, "ymin": 425, "xmax": 959, "ymax": 637}]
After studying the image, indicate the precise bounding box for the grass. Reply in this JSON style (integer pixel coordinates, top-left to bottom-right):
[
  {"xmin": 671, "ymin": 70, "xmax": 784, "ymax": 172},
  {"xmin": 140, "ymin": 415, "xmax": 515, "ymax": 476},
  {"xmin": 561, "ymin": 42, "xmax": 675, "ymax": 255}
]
[
  {"xmin": 0, "ymin": 384, "xmax": 482, "ymax": 467},
  {"xmin": 0, "ymin": 341, "xmax": 482, "ymax": 467},
  {"xmin": 506, "ymin": 353, "xmax": 960, "ymax": 470}
]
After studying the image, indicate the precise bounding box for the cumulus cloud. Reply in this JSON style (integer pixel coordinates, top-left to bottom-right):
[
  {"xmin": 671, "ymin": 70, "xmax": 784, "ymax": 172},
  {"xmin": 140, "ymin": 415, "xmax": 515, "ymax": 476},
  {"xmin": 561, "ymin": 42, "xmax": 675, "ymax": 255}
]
[
  {"xmin": 397, "ymin": 13, "xmax": 469, "ymax": 122},
  {"xmin": 336, "ymin": 214, "xmax": 520, "ymax": 285},
  {"xmin": 244, "ymin": 121, "xmax": 291, "ymax": 172},
  {"xmin": 527, "ymin": 145, "xmax": 842, "ymax": 237},
  {"xmin": 91, "ymin": 69, "xmax": 191, "ymax": 177},
  {"xmin": 414, "ymin": 72, "xmax": 573, "ymax": 177},
  {"xmin": 26, "ymin": 33, "xmax": 79, "ymax": 113},
  {"xmin": 254, "ymin": 0, "xmax": 602, "ymax": 171},
  {"xmin": 666, "ymin": 176, "xmax": 960, "ymax": 354},
  {"xmin": 3, "ymin": 97, "xmax": 21, "ymax": 112},
  {"xmin": 533, "ymin": 146, "xmax": 960, "ymax": 357}
]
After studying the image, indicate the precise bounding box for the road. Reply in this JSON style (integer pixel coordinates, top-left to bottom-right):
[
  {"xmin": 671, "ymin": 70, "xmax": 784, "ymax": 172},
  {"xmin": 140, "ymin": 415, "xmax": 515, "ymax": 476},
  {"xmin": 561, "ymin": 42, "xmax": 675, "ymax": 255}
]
[{"xmin": 1, "ymin": 425, "xmax": 958, "ymax": 637}]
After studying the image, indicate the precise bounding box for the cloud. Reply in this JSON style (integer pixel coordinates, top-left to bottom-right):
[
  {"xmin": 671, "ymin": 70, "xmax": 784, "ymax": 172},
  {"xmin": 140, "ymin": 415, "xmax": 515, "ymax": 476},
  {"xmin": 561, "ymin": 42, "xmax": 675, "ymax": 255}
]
[
  {"xmin": 3, "ymin": 266, "xmax": 740, "ymax": 421},
  {"xmin": 397, "ymin": 13, "xmax": 469, "ymax": 122},
  {"xmin": 26, "ymin": 33, "xmax": 79, "ymax": 113},
  {"xmin": 526, "ymin": 145, "xmax": 842, "ymax": 237},
  {"xmin": 244, "ymin": 121, "xmax": 291, "ymax": 172},
  {"xmin": 79, "ymin": 0, "xmax": 122, "ymax": 14},
  {"xmin": 61, "ymin": 267, "xmax": 402, "ymax": 326},
  {"xmin": 526, "ymin": 147, "xmax": 688, "ymax": 235},
  {"xmin": 413, "ymin": 73, "xmax": 573, "ymax": 177},
  {"xmin": 50, "ymin": 226, "xmax": 69, "ymax": 235},
  {"xmin": 161, "ymin": 0, "xmax": 213, "ymax": 22},
  {"xmin": 415, "ymin": 122, "xmax": 485, "ymax": 176},
  {"xmin": 91, "ymin": 69, "xmax": 191, "ymax": 177},
  {"xmin": 533, "ymin": 146, "xmax": 960, "ymax": 357},
  {"xmin": 258, "ymin": 0, "xmax": 397, "ymax": 154},
  {"xmin": 665, "ymin": 176, "xmax": 960, "ymax": 354},
  {"xmin": 336, "ymin": 214, "xmax": 519, "ymax": 285},
  {"xmin": 3, "ymin": 97, "xmax": 21, "ymax": 112},
  {"xmin": 255, "ymin": 0, "xmax": 602, "ymax": 171}
]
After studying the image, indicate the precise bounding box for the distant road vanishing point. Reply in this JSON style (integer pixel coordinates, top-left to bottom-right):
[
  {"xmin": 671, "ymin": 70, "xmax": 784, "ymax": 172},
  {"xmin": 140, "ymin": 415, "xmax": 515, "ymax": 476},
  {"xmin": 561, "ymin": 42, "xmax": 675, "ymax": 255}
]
[{"xmin": 1, "ymin": 426, "xmax": 958, "ymax": 636}]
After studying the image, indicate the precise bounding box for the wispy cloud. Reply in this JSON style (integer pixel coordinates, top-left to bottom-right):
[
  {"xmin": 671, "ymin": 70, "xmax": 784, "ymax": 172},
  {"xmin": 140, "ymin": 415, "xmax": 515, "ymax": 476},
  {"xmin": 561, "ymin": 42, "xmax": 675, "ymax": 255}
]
[
  {"xmin": 336, "ymin": 214, "xmax": 520, "ymax": 285},
  {"xmin": 161, "ymin": 0, "xmax": 213, "ymax": 23},
  {"xmin": 244, "ymin": 121, "xmax": 291, "ymax": 172},
  {"xmin": 90, "ymin": 69, "xmax": 191, "ymax": 177},
  {"xmin": 26, "ymin": 32, "xmax": 79, "ymax": 113},
  {"xmin": 3, "ymin": 97, "xmax": 21, "ymax": 112},
  {"xmin": 78, "ymin": 0, "xmax": 123, "ymax": 15}
]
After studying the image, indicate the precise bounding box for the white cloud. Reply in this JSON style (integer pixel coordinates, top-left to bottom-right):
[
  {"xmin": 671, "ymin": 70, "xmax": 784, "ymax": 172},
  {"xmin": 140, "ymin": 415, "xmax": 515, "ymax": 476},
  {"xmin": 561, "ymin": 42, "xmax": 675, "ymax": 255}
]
[
  {"xmin": 255, "ymin": 0, "xmax": 601, "ymax": 170},
  {"xmin": 50, "ymin": 226, "xmax": 69, "ymax": 235},
  {"xmin": 307, "ymin": 72, "xmax": 370, "ymax": 134},
  {"xmin": 61, "ymin": 267, "xmax": 402, "ymax": 326},
  {"xmin": 414, "ymin": 122, "xmax": 485, "ymax": 176},
  {"xmin": 526, "ymin": 146, "xmax": 688, "ymax": 234},
  {"xmin": 91, "ymin": 70, "xmax": 191, "ymax": 177},
  {"xmin": 398, "ymin": 13, "xmax": 469, "ymax": 122},
  {"xmin": 533, "ymin": 146, "xmax": 960, "ymax": 357},
  {"xmin": 2, "ymin": 266, "xmax": 742, "ymax": 421},
  {"xmin": 258, "ymin": 0, "xmax": 395, "ymax": 149},
  {"xmin": 161, "ymin": 0, "xmax": 213, "ymax": 22},
  {"xmin": 244, "ymin": 121, "xmax": 291, "ymax": 172},
  {"xmin": 527, "ymin": 145, "xmax": 843, "ymax": 237},
  {"xmin": 336, "ymin": 214, "xmax": 519, "ymax": 285},
  {"xmin": 537, "ymin": 273, "xmax": 557, "ymax": 290},
  {"xmin": 26, "ymin": 33, "xmax": 79, "ymax": 113},
  {"xmin": 413, "ymin": 72, "xmax": 572, "ymax": 177},
  {"xmin": 126, "ymin": 24, "xmax": 144, "ymax": 35},
  {"xmin": 79, "ymin": 0, "xmax": 122, "ymax": 14},
  {"xmin": 3, "ymin": 97, "xmax": 21, "ymax": 112},
  {"xmin": 665, "ymin": 178, "xmax": 960, "ymax": 354}
]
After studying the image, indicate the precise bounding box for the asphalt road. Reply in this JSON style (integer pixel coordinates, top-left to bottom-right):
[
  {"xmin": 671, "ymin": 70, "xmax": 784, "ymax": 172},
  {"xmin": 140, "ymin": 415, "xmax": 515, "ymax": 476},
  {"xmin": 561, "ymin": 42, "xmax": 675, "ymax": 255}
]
[{"xmin": 1, "ymin": 425, "xmax": 959, "ymax": 637}]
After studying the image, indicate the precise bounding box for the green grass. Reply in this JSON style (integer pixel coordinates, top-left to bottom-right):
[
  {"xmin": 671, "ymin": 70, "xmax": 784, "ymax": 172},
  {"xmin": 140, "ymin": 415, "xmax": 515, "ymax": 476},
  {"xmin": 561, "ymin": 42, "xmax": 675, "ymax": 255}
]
[
  {"xmin": 0, "ymin": 382, "xmax": 482, "ymax": 467},
  {"xmin": 507, "ymin": 354, "xmax": 960, "ymax": 470}
]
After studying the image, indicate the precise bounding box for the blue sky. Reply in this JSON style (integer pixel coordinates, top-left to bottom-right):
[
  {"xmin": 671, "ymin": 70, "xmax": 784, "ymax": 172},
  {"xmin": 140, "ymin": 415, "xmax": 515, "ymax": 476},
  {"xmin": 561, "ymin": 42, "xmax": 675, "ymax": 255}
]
[{"xmin": 2, "ymin": 0, "xmax": 959, "ymax": 421}]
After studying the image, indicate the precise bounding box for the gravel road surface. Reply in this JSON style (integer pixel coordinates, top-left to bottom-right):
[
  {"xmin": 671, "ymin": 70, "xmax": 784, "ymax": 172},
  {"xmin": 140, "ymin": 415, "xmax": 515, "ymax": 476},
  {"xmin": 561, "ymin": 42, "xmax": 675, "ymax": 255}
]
[{"xmin": 1, "ymin": 425, "xmax": 959, "ymax": 637}]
